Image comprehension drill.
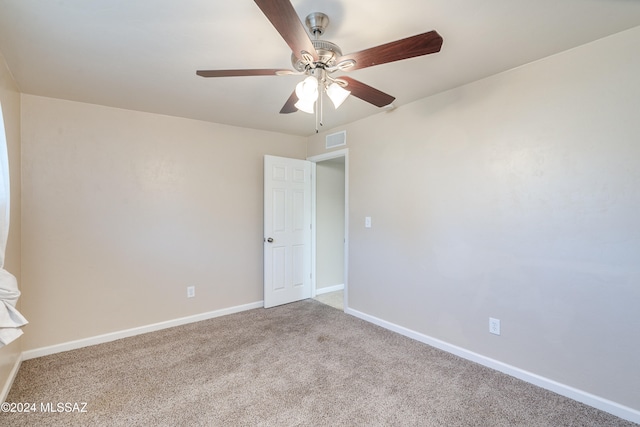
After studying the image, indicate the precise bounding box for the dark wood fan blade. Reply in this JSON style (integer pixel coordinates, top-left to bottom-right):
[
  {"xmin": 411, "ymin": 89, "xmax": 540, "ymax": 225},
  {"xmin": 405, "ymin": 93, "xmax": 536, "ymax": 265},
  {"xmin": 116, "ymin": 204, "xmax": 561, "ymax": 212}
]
[
  {"xmin": 280, "ymin": 90, "xmax": 298, "ymax": 114},
  {"xmin": 340, "ymin": 76, "xmax": 395, "ymax": 107},
  {"xmin": 196, "ymin": 69, "xmax": 289, "ymax": 77},
  {"xmin": 254, "ymin": 0, "xmax": 318, "ymax": 61},
  {"xmin": 338, "ymin": 31, "xmax": 443, "ymax": 71}
]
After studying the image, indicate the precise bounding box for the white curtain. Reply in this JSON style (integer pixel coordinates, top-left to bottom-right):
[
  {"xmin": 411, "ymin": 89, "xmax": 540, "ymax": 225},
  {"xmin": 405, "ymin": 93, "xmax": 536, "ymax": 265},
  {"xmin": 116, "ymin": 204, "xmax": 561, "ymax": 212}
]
[{"xmin": 0, "ymin": 105, "xmax": 27, "ymax": 347}]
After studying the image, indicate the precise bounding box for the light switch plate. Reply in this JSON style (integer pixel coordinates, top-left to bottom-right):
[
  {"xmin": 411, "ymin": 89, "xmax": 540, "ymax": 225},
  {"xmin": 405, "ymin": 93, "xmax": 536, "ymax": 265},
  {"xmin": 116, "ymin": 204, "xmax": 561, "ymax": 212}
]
[{"xmin": 365, "ymin": 216, "xmax": 372, "ymax": 228}]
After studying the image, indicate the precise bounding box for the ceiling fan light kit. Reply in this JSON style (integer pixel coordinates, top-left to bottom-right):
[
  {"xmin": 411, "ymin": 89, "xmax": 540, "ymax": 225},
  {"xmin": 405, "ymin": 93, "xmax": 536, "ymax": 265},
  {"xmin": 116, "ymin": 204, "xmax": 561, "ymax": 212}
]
[{"xmin": 196, "ymin": 0, "xmax": 443, "ymax": 132}]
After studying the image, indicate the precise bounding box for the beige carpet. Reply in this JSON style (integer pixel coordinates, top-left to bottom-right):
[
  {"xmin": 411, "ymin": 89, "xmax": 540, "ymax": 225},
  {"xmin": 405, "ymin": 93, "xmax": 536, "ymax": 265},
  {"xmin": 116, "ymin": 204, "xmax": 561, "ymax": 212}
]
[{"xmin": 5, "ymin": 300, "xmax": 637, "ymax": 426}]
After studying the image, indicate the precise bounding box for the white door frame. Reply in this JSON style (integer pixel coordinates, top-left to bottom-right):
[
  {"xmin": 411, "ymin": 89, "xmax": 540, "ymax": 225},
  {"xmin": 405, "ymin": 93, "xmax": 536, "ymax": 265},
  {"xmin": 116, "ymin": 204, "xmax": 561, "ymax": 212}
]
[{"xmin": 308, "ymin": 148, "xmax": 349, "ymax": 311}]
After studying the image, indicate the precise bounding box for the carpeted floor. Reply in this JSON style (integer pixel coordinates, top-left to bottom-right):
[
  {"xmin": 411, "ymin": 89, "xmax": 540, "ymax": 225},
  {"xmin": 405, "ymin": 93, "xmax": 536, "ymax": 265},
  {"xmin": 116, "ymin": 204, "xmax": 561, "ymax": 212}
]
[{"xmin": 4, "ymin": 300, "xmax": 637, "ymax": 426}]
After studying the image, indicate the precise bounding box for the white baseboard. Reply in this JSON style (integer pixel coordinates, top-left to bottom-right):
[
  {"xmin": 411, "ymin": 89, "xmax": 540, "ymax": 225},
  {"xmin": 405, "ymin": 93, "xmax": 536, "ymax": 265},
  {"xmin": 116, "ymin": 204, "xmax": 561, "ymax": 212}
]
[
  {"xmin": 22, "ymin": 301, "xmax": 264, "ymax": 361},
  {"xmin": 345, "ymin": 306, "xmax": 640, "ymax": 425},
  {"xmin": 315, "ymin": 284, "xmax": 344, "ymax": 295},
  {"xmin": 1, "ymin": 352, "xmax": 22, "ymax": 403}
]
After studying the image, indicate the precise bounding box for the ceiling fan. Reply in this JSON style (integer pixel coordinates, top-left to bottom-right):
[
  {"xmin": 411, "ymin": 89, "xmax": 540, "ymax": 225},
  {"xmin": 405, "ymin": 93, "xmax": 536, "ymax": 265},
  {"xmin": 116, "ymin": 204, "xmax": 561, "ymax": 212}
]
[{"xmin": 196, "ymin": 0, "xmax": 443, "ymax": 131}]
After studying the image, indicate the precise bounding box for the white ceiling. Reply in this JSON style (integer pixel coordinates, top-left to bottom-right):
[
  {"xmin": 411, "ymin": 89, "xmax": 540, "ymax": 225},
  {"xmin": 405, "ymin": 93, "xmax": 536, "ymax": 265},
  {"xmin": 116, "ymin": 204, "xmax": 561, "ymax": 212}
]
[{"xmin": 1, "ymin": 0, "xmax": 639, "ymax": 137}]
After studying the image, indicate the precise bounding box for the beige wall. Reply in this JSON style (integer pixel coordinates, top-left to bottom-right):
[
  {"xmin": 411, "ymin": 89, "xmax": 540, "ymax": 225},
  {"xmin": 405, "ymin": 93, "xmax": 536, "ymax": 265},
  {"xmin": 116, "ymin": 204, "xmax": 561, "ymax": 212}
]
[
  {"xmin": 308, "ymin": 26, "xmax": 640, "ymax": 410},
  {"xmin": 0, "ymin": 51, "xmax": 22, "ymax": 395},
  {"xmin": 316, "ymin": 160, "xmax": 345, "ymax": 289},
  {"xmin": 20, "ymin": 95, "xmax": 306, "ymax": 350}
]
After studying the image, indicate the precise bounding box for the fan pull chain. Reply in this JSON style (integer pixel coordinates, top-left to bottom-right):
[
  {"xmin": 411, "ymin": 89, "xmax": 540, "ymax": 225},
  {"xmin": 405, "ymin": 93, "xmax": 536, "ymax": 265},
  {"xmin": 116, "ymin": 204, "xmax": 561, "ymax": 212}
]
[{"xmin": 318, "ymin": 76, "xmax": 323, "ymax": 130}]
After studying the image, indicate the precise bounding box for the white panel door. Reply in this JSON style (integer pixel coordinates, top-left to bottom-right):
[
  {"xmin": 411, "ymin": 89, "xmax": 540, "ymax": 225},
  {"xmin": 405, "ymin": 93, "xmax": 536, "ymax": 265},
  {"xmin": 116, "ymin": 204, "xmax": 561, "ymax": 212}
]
[{"xmin": 264, "ymin": 155, "xmax": 312, "ymax": 308}]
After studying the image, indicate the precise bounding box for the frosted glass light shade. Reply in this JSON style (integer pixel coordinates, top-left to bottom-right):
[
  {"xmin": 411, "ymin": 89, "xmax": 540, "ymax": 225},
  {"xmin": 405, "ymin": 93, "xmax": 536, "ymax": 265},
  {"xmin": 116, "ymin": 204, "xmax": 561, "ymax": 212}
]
[
  {"xmin": 326, "ymin": 83, "xmax": 350, "ymax": 109},
  {"xmin": 295, "ymin": 76, "xmax": 318, "ymax": 101},
  {"xmin": 294, "ymin": 98, "xmax": 315, "ymax": 114},
  {"xmin": 294, "ymin": 76, "xmax": 318, "ymax": 114}
]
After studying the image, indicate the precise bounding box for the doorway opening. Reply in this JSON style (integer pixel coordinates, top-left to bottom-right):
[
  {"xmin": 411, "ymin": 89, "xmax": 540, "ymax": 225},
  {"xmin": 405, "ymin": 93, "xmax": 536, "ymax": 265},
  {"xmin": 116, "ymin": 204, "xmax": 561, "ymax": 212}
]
[{"xmin": 308, "ymin": 149, "xmax": 348, "ymax": 311}]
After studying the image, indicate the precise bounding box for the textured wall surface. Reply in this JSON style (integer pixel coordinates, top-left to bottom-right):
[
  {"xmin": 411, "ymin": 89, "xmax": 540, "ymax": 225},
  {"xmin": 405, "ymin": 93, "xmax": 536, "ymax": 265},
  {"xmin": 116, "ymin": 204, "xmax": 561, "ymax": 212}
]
[
  {"xmin": 20, "ymin": 95, "xmax": 306, "ymax": 350},
  {"xmin": 308, "ymin": 27, "xmax": 640, "ymax": 411}
]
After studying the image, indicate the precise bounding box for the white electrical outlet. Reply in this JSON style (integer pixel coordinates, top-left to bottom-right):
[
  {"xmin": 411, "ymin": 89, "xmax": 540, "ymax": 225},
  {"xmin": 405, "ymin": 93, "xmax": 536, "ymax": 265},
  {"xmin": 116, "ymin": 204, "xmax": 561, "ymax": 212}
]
[
  {"xmin": 489, "ymin": 317, "xmax": 501, "ymax": 335},
  {"xmin": 187, "ymin": 286, "xmax": 195, "ymax": 298}
]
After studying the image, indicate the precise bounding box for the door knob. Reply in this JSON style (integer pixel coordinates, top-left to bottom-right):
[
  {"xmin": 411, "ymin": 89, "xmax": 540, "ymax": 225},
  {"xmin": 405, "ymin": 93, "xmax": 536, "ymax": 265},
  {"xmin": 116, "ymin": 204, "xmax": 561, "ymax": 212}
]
[{"xmin": 266, "ymin": 237, "xmax": 274, "ymax": 243}]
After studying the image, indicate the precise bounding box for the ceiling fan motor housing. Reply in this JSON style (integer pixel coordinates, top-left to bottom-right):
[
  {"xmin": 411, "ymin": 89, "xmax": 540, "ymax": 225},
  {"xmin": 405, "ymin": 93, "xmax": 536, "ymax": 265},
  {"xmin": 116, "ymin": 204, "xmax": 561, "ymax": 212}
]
[
  {"xmin": 291, "ymin": 12, "xmax": 342, "ymax": 72},
  {"xmin": 291, "ymin": 39, "xmax": 343, "ymax": 71}
]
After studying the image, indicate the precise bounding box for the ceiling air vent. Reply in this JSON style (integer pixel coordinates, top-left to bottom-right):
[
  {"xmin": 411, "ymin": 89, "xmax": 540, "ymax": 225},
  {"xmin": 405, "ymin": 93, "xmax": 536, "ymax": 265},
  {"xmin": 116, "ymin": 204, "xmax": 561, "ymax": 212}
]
[{"xmin": 326, "ymin": 130, "xmax": 346, "ymax": 149}]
